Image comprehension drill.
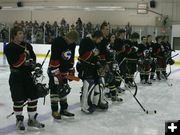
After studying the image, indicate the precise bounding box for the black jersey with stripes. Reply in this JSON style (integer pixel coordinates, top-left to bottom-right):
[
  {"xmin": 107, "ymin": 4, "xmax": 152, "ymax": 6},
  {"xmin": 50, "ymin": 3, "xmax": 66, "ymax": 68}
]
[
  {"xmin": 48, "ymin": 36, "xmax": 76, "ymax": 72},
  {"xmin": 4, "ymin": 41, "xmax": 36, "ymax": 72}
]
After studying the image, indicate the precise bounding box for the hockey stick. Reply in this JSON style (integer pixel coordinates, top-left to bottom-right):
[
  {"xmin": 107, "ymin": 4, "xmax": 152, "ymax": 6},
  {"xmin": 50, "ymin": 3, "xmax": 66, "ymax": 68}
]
[
  {"xmin": 166, "ymin": 53, "xmax": 179, "ymax": 78},
  {"xmin": 116, "ymin": 72, "xmax": 156, "ymax": 114},
  {"xmin": 118, "ymin": 57, "xmax": 126, "ymax": 67},
  {"xmin": 164, "ymin": 80, "xmax": 173, "ymax": 87},
  {"xmin": 128, "ymin": 89, "xmax": 157, "ymax": 114},
  {"xmin": 6, "ymin": 102, "xmax": 28, "ymax": 119},
  {"xmin": 41, "ymin": 50, "xmax": 50, "ymax": 68},
  {"xmin": 171, "ymin": 53, "xmax": 179, "ymax": 59},
  {"xmin": 166, "ymin": 65, "xmax": 171, "ymax": 78},
  {"xmin": 33, "ymin": 49, "xmax": 50, "ymax": 78},
  {"xmin": 161, "ymin": 73, "xmax": 173, "ymax": 87}
]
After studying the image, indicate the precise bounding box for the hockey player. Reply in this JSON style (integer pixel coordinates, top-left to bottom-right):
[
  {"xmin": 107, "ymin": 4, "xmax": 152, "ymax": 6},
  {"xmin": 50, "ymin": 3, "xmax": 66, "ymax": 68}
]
[
  {"xmin": 77, "ymin": 31, "xmax": 108, "ymax": 114},
  {"xmin": 161, "ymin": 36, "xmax": 174, "ymax": 77},
  {"xmin": 48, "ymin": 30, "xmax": 79, "ymax": 120},
  {"xmin": 147, "ymin": 35, "xmax": 156, "ymax": 80},
  {"xmin": 124, "ymin": 32, "xmax": 139, "ymax": 86},
  {"xmin": 105, "ymin": 34, "xmax": 123, "ymax": 102},
  {"xmin": 153, "ymin": 36, "xmax": 165, "ymax": 80},
  {"xmin": 4, "ymin": 27, "xmax": 45, "ymax": 132},
  {"xmin": 138, "ymin": 36, "xmax": 152, "ymax": 84},
  {"xmin": 98, "ymin": 21, "xmax": 110, "ymax": 61},
  {"xmin": 114, "ymin": 29, "xmax": 126, "ymax": 79},
  {"xmin": 98, "ymin": 22, "xmax": 122, "ymax": 102}
]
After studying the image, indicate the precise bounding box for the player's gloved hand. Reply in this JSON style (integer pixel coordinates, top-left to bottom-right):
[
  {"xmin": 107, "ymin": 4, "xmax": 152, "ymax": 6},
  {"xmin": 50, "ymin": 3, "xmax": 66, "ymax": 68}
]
[
  {"xmin": 51, "ymin": 68, "xmax": 63, "ymax": 85},
  {"xmin": 131, "ymin": 46, "xmax": 138, "ymax": 52},
  {"xmin": 112, "ymin": 63, "xmax": 119, "ymax": 71},
  {"xmin": 92, "ymin": 48, "xmax": 99, "ymax": 56},
  {"xmin": 24, "ymin": 59, "xmax": 36, "ymax": 70},
  {"xmin": 36, "ymin": 63, "xmax": 42, "ymax": 68},
  {"xmin": 34, "ymin": 63, "xmax": 43, "ymax": 78},
  {"xmin": 138, "ymin": 59, "xmax": 143, "ymax": 64}
]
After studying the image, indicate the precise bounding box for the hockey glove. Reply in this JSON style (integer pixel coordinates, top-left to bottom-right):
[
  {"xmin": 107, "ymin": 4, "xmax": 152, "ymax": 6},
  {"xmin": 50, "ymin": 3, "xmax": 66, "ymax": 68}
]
[
  {"xmin": 34, "ymin": 63, "xmax": 43, "ymax": 78},
  {"xmin": 24, "ymin": 59, "xmax": 36, "ymax": 70},
  {"xmin": 131, "ymin": 46, "xmax": 138, "ymax": 52},
  {"xmin": 112, "ymin": 63, "xmax": 119, "ymax": 72},
  {"xmin": 92, "ymin": 48, "xmax": 99, "ymax": 56}
]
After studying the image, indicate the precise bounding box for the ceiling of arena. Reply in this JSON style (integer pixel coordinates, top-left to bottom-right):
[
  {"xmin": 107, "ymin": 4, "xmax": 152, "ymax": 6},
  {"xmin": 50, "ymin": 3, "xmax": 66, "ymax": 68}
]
[
  {"xmin": 0, "ymin": 0, "xmax": 177, "ymax": 11},
  {"xmin": 0, "ymin": 0, "xmax": 176, "ymax": 5}
]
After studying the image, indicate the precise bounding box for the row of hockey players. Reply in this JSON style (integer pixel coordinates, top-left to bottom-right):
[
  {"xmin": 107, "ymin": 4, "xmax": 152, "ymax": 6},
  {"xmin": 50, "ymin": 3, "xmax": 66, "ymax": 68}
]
[
  {"xmin": 4, "ymin": 23, "xmax": 174, "ymax": 132},
  {"xmin": 77, "ymin": 21, "xmax": 174, "ymax": 113}
]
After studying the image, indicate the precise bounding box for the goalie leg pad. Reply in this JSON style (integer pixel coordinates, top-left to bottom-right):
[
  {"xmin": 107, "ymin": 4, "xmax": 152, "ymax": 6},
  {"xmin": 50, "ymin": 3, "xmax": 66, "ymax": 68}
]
[
  {"xmin": 81, "ymin": 79, "xmax": 96, "ymax": 113},
  {"xmin": 93, "ymin": 84, "xmax": 108, "ymax": 110}
]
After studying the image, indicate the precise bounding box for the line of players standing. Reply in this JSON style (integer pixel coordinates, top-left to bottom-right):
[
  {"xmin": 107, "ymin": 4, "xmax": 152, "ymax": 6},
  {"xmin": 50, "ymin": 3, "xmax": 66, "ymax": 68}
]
[
  {"xmin": 4, "ymin": 23, "xmax": 174, "ymax": 132},
  {"xmin": 77, "ymin": 21, "xmax": 174, "ymax": 114}
]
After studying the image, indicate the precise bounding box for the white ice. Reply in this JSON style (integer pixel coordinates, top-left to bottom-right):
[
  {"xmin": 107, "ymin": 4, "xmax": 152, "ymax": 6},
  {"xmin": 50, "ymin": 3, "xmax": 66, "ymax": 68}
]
[{"xmin": 0, "ymin": 56, "xmax": 180, "ymax": 135}]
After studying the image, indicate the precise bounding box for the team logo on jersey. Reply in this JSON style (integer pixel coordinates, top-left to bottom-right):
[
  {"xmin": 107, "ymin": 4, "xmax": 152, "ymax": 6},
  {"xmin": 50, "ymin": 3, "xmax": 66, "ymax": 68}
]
[
  {"xmin": 143, "ymin": 50, "xmax": 150, "ymax": 57},
  {"xmin": 61, "ymin": 50, "xmax": 72, "ymax": 60}
]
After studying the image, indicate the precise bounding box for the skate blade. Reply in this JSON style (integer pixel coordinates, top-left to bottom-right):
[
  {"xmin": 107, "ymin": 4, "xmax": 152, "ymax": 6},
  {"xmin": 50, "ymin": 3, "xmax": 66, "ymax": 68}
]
[
  {"xmin": 117, "ymin": 92, "xmax": 125, "ymax": 96},
  {"xmin": 53, "ymin": 118, "xmax": 62, "ymax": 122},
  {"xmin": 27, "ymin": 126, "xmax": 45, "ymax": 131},
  {"xmin": 111, "ymin": 100, "xmax": 123, "ymax": 104},
  {"xmin": 61, "ymin": 115, "xmax": 75, "ymax": 119},
  {"xmin": 81, "ymin": 109, "xmax": 95, "ymax": 114},
  {"xmin": 16, "ymin": 130, "xmax": 26, "ymax": 134}
]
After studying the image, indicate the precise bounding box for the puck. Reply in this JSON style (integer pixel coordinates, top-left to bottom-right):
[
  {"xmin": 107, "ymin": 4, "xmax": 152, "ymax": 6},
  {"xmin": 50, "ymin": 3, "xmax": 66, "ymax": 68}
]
[
  {"xmin": 146, "ymin": 111, "xmax": 148, "ymax": 114},
  {"xmin": 154, "ymin": 110, "xmax": 157, "ymax": 114}
]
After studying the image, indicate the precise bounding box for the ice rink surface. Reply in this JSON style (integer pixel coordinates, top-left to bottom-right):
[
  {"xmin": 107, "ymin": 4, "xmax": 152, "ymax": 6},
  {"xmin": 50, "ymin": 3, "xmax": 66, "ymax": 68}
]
[{"xmin": 0, "ymin": 56, "xmax": 180, "ymax": 135}]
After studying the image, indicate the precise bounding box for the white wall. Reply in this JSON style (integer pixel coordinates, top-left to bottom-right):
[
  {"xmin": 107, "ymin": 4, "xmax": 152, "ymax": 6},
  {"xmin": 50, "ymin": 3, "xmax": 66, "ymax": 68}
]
[
  {"xmin": 172, "ymin": 25, "xmax": 180, "ymax": 37},
  {"xmin": 0, "ymin": 42, "xmax": 79, "ymax": 57},
  {"xmin": 171, "ymin": 25, "xmax": 180, "ymax": 47}
]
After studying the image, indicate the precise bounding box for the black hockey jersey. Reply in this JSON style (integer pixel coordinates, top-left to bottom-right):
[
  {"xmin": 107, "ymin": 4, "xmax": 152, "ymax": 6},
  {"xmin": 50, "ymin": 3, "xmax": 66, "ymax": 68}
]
[
  {"xmin": 97, "ymin": 37, "xmax": 109, "ymax": 61},
  {"xmin": 4, "ymin": 41, "xmax": 36, "ymax": 72},
  {"xmin": 153, "ymin": 43, "xmax": 163, "ymax": 58},
  {"xmin": 138, "ymin": 43, "xmax": 152, "ymax": 58},
  {"xmin": 161, "ymin": 41, "xmax": 172, "ymax": 58},
  {"xmin": 114, "ymin": 38, "xmax": 126, "ymax": 61},
  {"xmin": 124, "ymin": 40, "xmax": 138, "ymax": 59},
  {"xmin": 48, "ymin": 36, "xmax": 76, "ymax": 72},
  {"xmin": 79, "ymin": 37, "xmax": 98, "ymax": 64}
]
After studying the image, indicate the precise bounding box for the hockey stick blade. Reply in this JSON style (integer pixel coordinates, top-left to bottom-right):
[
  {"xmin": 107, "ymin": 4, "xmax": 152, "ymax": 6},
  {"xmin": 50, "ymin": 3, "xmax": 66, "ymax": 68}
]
[
  {"xmin": 66, "ymin": 75, "xmax": 80, "ymax": 81},
  {"xmin": 145, "ymin": 110, "xmax": 157, "ymax": 114},
  {"xmin": 6, "ymin": 102, "xmax": 28, "ymax": 119},
  {"xmin": 164, "ymin": 79, "xmax": 173, "ymax": 87},
  {"xmin": 6, "ymin": 112, "xmax": 14, "ymax": 119}
]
